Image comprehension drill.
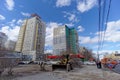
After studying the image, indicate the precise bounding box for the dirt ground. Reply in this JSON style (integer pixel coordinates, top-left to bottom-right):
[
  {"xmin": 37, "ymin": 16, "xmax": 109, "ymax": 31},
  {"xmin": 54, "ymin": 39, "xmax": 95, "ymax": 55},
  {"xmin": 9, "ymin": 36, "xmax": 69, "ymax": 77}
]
[{"xmin": 0, "ymin": 64, "xmax": 120, "ymax": 80}]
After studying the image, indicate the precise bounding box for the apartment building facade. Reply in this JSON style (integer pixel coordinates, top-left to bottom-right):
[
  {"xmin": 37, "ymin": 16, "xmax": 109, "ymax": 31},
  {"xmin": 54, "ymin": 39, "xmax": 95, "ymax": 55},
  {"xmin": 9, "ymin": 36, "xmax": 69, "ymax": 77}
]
[
  {"xmin": 15, "ymin": 14, "xmax": 46, "ymax": 61},
  {"xmin": 53, "ymin": 25, "xmax": 79, "ymax": 55}
]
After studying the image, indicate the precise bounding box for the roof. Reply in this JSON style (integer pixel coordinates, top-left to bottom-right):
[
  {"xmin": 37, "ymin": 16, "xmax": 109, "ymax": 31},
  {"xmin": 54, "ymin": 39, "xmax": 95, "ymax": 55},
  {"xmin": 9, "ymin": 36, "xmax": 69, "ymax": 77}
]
[{"xmin": 31, "ymin": 13, "xmax": 41, "ymax": 19}]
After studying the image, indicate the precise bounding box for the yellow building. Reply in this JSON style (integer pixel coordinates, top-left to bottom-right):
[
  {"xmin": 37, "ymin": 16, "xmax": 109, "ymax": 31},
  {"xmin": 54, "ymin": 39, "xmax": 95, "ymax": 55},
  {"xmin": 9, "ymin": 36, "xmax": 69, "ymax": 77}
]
[
  {"xmin": 15, "ymin": 20, "xmax": 27, "ymax": 52},
  {"xmin": 104, "ymin": 52, "xmax": 120, "ymax": 60},
  {"xmin": 15, "ymin": 14, "xmax": 46, "ymax": 61}
]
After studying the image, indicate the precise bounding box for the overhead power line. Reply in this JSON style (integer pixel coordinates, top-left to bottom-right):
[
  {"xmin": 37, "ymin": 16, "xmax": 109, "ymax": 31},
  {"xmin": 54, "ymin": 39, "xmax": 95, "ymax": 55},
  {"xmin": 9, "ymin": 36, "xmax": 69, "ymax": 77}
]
[
  {"xmin": 97, "ymin": 0, "xmax": 101, "ymax": 59},
  {"xmin": 101, "ymin": 0, "xmax": 112, "ymax": 50},
  {"xmin": 97, "ymin": 0, "xmax": 112, "ymax": 60},
  {"xmin": 100, "ymin": 0, "xmax": 106, "ymax": 50}
]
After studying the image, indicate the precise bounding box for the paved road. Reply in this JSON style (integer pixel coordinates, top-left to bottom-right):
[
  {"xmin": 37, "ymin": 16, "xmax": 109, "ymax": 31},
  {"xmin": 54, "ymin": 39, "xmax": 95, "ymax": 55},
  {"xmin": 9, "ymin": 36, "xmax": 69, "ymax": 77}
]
[{"xmin": 14, "ymin": 65, "xmax": 120, "ymax": 80}]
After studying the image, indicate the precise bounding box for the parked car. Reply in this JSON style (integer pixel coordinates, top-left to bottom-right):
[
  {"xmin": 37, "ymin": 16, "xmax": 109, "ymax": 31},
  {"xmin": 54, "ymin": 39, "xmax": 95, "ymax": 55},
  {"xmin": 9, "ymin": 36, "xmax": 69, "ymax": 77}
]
[
  {"xmin": 84, "ymin": 61, "xmax": 96, "ymax": 65},
  {"xmin": 18, "ymin": 61, "xmax": 25, "ymax": 65},
  {"xmin": 18, "ymin": 61, "xmax": 30, "ymax": 65}
]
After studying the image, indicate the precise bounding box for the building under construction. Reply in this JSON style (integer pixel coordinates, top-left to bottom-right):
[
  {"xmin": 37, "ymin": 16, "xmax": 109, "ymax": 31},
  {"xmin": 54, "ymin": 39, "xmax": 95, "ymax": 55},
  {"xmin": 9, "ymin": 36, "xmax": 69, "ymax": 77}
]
[{"xmin": 53, "ymin": 25, "xmax": 79, "ymax": 55}]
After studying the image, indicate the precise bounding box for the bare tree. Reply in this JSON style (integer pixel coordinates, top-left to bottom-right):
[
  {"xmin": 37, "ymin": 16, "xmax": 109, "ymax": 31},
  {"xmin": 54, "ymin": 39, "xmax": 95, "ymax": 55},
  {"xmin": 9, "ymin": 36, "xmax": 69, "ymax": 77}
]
[
  {"xmin": 81, "ymin": 47, "xmax": 94, "ymax": 61},
  {"xmin": 0, "ymin": 57, "xmax": 19, "ymax": 76},
  {"xmin": 0, "ymin": 33, "xmax": 18, "ymax": 75}
]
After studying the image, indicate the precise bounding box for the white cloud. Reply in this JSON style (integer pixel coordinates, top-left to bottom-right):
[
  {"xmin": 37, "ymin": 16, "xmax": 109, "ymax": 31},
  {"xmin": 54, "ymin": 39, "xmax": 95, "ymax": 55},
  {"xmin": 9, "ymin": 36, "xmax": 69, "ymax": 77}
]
[
  {"xmin": 104, "ymin": 20, "xmax": 120, "ymax": 42},
  {"xmin": 93, "ymin": 50, "xmax": 120, "ymax": 55},
  {"xmin": 68, "ymin": 14, "xmax": 76, "ymax": 21},
  {"xmin": 8, "ymin": 19, "xmax": 16, "ymax": 27},
  {"xmin": 0, "ymin": 19, "xmax": 24, "ymax": 41},
  {"xmin": 79, "ymin": 20, "xmax": 120, "ymax": 44},
  {"xmin": 0, "ymin": 26, "xmax": 20, "ymax": 41},
  {"xmin": 17, "ymin": 19, "xmax": 23, "ymax": 25},
  {"xmin": 79, "ymin": 36, "xmax": 97, "ymax": 44},
  {"xmin": 77, "ymin": 0, "xmax": 97, "ymax": 13},
  {"xmin": 78, "ymin": 26, "xmax": 85, "ymax": 32},
  {"xmin": 78, "ymin": 20, "xmax": 120, "ymax": 56},
  {"xmin": 0, "ymin": 14, "xmax": 5, "ymax": 20},
  {"xmin": 63, "ymin": 11, "xmax": 79, "ymax": 23},
  {"xmin": 93, "ymin": 44, "xmax": 108, "ymax": 50},
  {"xmin": 106, "ymin": 20, "xmax": 120, "ymax": 32},
  {"xmin": 56, "ymin": 0, "xmax": 71, "ymax": 7},
  {"xmin": 79, "ymin": 35, "xmax": 98, "ymax": 44},
  {"xmin": 94, "ymin": 20, "xmax": 120, "ymax": 43},
  {"xmin": 21, "ymin": 12, "xmax": 30, "ymax": 17},
  {"xmin": 79, "ymin": 36, "xmax": 91, "ymax": 44},
  {"xmin": 45, "ymin": 22, "xmax": 62, "ymax": 47},
  {"xmin": 65, "ymin": 23, "xmax": 74, "ymax": 27},
  {"xmin": 5, "ymin": 0, "xmax": 14, "ymax": 11}
]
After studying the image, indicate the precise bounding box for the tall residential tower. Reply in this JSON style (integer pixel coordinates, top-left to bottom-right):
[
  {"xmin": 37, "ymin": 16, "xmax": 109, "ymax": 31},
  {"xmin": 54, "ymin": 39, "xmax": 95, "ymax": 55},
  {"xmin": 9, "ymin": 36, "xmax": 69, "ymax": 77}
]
[
  {"xmin": 53, "ymin": 25, "xmax": 79, "ymax": 55},
  {"xmin": 15, "ymin": 14, "xmax": 46, "ymax": 60}
]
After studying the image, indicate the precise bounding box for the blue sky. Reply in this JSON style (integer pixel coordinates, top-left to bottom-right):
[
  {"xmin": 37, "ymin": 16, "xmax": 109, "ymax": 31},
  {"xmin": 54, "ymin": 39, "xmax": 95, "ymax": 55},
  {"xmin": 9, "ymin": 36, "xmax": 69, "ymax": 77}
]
[{"xmin": 0, "ymin": 0, "xmax": 120, "ymax": 54}]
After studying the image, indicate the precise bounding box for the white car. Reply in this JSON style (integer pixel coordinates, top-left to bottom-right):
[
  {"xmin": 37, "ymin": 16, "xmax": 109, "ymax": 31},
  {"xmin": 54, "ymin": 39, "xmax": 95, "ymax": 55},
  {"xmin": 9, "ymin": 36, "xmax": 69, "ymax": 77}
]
[{"xmin": 84, "ymin": 61, "xmax": 96, "ymax": 65}]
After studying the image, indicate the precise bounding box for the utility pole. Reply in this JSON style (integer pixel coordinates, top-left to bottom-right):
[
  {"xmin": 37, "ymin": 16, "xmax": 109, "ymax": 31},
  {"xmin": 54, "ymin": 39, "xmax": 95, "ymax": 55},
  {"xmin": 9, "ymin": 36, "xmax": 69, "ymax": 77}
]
[
  {"xmin": 98, "ymin": 54, "xmax": 100, "ymax": 60},
  {"xmin": 97, "ymin": 52, "xmax": 100, "ymax": 61}
]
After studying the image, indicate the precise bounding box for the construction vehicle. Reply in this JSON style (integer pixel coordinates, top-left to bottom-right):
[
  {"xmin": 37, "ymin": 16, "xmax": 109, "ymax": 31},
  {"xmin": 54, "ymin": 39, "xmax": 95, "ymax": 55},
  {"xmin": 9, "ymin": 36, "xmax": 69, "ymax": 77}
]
[{"xmin": 47, "ymin": 54, "xmax": 84, "ymax": 71}]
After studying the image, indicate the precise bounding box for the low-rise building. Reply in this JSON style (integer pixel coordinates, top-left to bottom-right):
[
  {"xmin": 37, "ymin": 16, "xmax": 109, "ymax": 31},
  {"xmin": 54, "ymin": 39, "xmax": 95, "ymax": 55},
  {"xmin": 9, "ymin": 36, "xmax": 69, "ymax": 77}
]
[{"xmin": 104, "ymin": 51, "xmax": 120, "ymax": 60}]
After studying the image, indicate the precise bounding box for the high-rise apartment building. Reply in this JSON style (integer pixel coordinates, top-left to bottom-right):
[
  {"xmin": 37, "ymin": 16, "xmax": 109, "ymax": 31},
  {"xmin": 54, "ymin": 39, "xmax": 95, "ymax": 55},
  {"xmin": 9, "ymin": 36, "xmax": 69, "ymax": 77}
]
[
  {"xmin": 15, "ymin": 14, "xmax": 46, "ymax": 61},
  {"xmin": 53, "ymin": 25, "xmax": 79, "ymax": 55}
]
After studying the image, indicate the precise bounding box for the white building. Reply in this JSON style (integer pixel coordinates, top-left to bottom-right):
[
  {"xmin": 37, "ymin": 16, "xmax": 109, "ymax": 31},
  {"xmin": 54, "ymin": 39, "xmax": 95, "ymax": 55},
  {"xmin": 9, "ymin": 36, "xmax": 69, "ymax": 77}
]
[
  {"xmin": 15, "ymin": 14, "xmax": 46, "ymax": 61},
  {"xmin": 53, "ymin": 25, "xmax": 67, "ymax": 54},
  {"xmin": 0, "ymin": 32, "xmax": 8, "ymax": 50},
  {"xmin": 53, "ymin": 25, "xmax": 79, "ymax": 55},
  {"xmin": 5, "ymin": 40, "xmax": 16, "ymax": 51}
]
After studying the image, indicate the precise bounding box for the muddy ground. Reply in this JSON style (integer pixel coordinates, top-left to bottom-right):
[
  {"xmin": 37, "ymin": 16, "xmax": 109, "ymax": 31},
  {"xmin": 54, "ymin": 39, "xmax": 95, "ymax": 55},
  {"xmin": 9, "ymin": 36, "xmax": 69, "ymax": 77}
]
[{"xmin": 0, "ymin": 64, "xmax": 120, "ymax": 80}]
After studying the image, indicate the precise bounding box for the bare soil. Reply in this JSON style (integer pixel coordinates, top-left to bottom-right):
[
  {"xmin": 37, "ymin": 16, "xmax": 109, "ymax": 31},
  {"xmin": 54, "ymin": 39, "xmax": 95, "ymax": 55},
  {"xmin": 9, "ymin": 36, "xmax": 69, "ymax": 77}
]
[{"xmin": 0, "ymin": 64, "xmax": 120, "ymax": 80}]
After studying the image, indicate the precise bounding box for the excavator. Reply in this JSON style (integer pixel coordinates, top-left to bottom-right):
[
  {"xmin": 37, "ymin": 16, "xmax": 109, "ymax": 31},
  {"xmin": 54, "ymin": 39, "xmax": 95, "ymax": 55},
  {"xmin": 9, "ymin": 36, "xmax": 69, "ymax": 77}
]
[{"xmin": 47, "ymin": 54, "xmax": 84, "ymax": 71}]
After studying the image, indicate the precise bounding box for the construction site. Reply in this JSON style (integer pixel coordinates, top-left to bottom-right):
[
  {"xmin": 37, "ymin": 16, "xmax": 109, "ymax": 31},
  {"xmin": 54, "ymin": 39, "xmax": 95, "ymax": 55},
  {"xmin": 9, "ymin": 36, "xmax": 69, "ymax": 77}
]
[
  {"xmin": 0, "ymin": 60, "xmax": 120, "ymax": 80},
  {"xmin": 0, "ymin": 51, "xmax": 120, "ymax": 80},
  {"xmin": 1, "ymin": 0, "xmax": 120, "ymax": 80}
]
